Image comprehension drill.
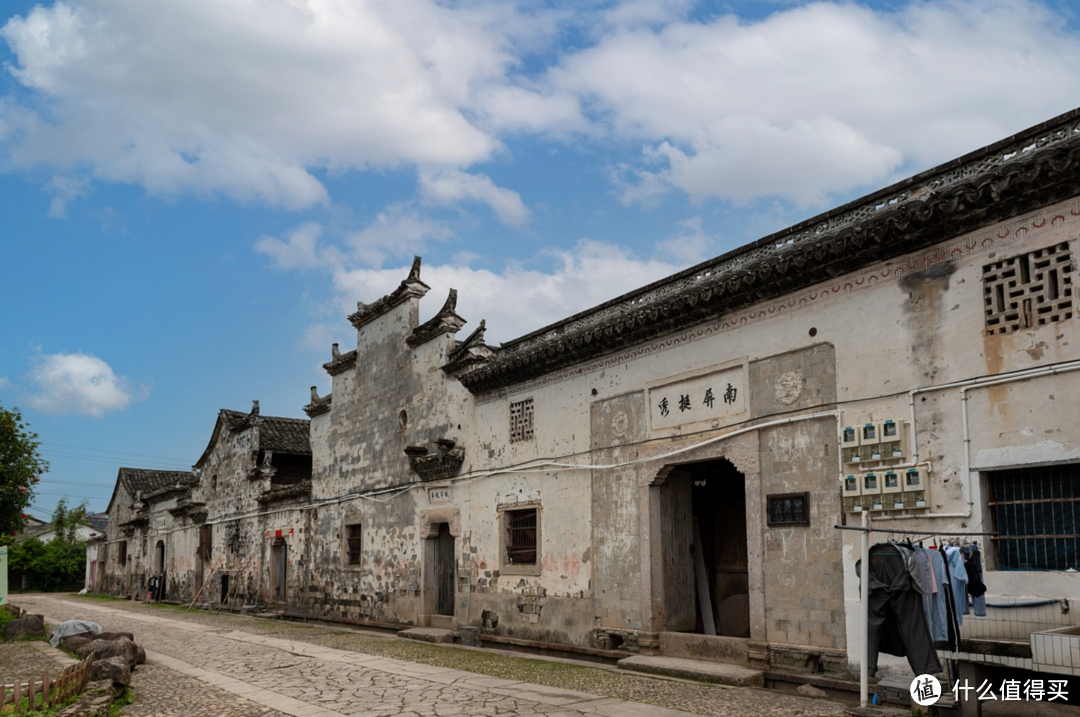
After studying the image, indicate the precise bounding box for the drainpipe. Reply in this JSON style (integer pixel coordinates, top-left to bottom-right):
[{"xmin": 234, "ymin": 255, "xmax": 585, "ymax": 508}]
[{"xmin": 895, "ymin": 359, "xmax": 1080, "ymax": 522}]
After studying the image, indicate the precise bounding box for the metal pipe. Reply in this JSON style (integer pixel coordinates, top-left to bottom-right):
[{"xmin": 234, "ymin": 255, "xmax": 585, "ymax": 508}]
[{"xmin": 860, "ymin": 510, "xmax": 870, "ymax": 707}]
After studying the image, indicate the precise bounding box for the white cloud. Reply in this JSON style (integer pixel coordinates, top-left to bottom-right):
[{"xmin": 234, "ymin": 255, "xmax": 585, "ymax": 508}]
[
  {"xmin": 255, "ymin": 222, "xmax": 329, "ymax": 271},
  {"xmin": 26, "ymin": 352, "xmax": 149, "ymax": 417},
  {"xmin": 0, "ymin": 0, "xmax": 536, "ymax": 208},
  {"xmin": 655, "ymin": 216, "xmax": 713, "ymax": 264},
  {"xmin": 332, "ymin": 239, "xmax": 683, "ymax": 344},
  {"xmin": 44, "ymin": 175, "xmax": 88, "ymax": 218},
  {"xmin": 0, "ymin": 376, "xmax": 9, "ymax": 390},
  {"xmin": 419, "ymin": 168, "xmax": 530, "ymax": 225},
  {"xmin": 550, "ymin": 0, "xmax": 1080, "ymax": 205}
]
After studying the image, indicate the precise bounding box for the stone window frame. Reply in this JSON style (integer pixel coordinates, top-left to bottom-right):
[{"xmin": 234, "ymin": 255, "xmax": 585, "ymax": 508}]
[
  {"xmin": 497, "ymin": 500, "xmax": 542, "ymax": 576},
  {"xmin": 509, "ymin": 397, "xmax": 535, "ymax": 444},
  {"xmin": 344, "ymin": 523, "xmax": 362, "ymax": 567},
  {"xmin": 339, "ymin": 520, "xmax": 365, "ymax": 570}
]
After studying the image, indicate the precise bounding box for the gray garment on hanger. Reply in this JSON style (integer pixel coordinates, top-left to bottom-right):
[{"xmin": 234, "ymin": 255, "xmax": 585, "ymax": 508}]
[{"xmin": 924, "ymin": 548, "xmax": 949, "ymax": 642}]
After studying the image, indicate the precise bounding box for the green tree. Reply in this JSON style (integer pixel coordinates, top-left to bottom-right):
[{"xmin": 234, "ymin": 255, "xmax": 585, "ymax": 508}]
[
  {"xmin": 7, "ymin": 537, "xmax": 85, "ymax": 592},
  {"xmin": 0, "ymin": 401, "xmax": 45, "ymax": 536},
  {"xmin": 51, "ymin": 497, "xmax": 90, "ymax": 544}
]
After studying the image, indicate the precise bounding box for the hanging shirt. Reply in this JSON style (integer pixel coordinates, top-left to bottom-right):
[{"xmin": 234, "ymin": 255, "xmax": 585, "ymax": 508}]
[
  {"xmin": 945, "ymin": 546, "xmax": 969, "ymax": 626},
  {"xmin": 918, "ymin": 547, "xmax": 949, "ymax": 642}
]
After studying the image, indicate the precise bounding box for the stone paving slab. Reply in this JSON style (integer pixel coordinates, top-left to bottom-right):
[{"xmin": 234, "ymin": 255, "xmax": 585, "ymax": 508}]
[
  {"xmin": 14, "ymin": 595, "xmax": 854, "ymax": 716},
  {"xmin": 618, "ymin": 654, "xmax": 765, "ymax": 687},
  {"xmin": 398, "ymin": 627, "xmax": 455, "ymax": 644}
]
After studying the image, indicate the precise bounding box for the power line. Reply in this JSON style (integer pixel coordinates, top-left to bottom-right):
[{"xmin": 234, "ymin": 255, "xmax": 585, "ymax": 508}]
[
  {"xmin": 40, "ymin": 451, "xmax": 191, "ymax": 470},
  {"xmin": 39, "ymin": 479, "xmax": 115, "ymax": 489},
  {"xmin": 38, "ymin": 442, "xmax": 193, "ymax": 463}
]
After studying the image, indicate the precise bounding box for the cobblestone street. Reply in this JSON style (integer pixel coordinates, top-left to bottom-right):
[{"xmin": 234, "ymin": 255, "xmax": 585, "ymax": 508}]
[{"xmin": 12, "ymin": 595, "xmax": 853, "ymax": 717}]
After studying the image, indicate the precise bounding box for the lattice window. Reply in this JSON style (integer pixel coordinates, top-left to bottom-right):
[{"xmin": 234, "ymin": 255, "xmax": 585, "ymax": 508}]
[
  {"xmin": 345, "ymin": 523, "xmax": 362, "ymax": 566},
  {"xmin": 505, "ymin": 509, "xmax": 538, "ymax": 565},
  {"xmin": 509, "ymin": 398, "xmax": 534, "ymax": 443},
  {"xmin": 989, "ymin": 465, "xmax": 1080, "ymax": 570},
  {"xmin": 983, "ymin": 243, "xmax": 1073, "ymax": 335}
]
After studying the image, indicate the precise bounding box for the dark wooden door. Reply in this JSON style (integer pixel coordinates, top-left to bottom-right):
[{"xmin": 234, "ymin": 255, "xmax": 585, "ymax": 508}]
[
  {"xmin": 435, "ymin": 523, "xmax": 455, "ymax": 616},
  {"xmin": 661, "ymin": 475, "xmax": 695, "ymax": 631}
]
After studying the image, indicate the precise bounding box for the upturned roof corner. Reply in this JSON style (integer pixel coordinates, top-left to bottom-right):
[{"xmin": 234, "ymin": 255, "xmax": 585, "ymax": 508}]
[
  {"xmin": 408, "ymin": 288, "xmax": 467, "ymax": 347},
  {"xmin": 323, "ymin": 342, "xmax": 357, "ymax": 376},
  {"xmin": 347, "ymin": 256, "xmax": 431, "ymax": 330},
  {"xmin": 304, "ymin": 385, "xmax": 333, "ymax": 417},
  {"xmin": 442, "ymin": 319, "xmax": 496, "ymax": 375}
]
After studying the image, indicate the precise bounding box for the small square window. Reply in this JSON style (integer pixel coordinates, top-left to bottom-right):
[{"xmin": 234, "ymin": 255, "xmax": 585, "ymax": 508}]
[{"xmin": 345, "ymin": 523, "xmax": 362, "ymax": 566}]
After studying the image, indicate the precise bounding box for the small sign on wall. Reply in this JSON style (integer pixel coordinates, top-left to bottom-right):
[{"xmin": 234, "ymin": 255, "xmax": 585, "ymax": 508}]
[
  {"xmin": 647, "ymin": 364, "xmax": 746, "ymax": 432},
  {"xmin": 767, "ymin": 492, "xmax": 809, "ymax": 526},
  {"xmin": 428, "ymin": 488, "xmax": 452, "ymax": 503}
]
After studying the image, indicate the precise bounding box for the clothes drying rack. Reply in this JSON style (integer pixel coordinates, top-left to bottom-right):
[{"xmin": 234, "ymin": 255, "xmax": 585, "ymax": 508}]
[{"xmin": 834, "ymin": 519, "xmax": 997, "ymax": 707}]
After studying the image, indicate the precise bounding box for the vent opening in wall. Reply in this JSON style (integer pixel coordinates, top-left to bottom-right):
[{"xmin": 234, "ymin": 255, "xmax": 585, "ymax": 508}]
[
  {"xmin": 982, "ymin": 243, "xmax": 1073, "ymax": 335},
  {"xmin": 509, "ymin": 398, "xmax": 534, "ymax": 443},
  {"xmin": 399, "ymin": 410, "xmax": 408, "ymax": 431}
]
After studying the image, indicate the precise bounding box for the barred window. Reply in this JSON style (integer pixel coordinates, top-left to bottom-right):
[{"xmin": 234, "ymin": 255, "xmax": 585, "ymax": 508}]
[
  {"xmin": 345, "ymin": 523, "xmax": 362, "ymax": 566},
  {"xmin": 509, "ymin": 398, "xmax": 534, "ymax": 443},
  {"xmin": 983, "ymin": 243, "xmax": 1073, "ymax": 335},
  {"xmin": 505, "ymin": 509, "xmax": 538, "ymax": 565},
  {"xmin": 989, "ymin": 465, "xmax": 1080, "ymax": 570}
]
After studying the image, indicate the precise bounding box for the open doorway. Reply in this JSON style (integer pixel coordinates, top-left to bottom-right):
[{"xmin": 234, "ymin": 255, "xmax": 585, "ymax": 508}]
[
  {"xmin": 661, "ymin": 458, "xmax": 749, "ymax": 637},
  {"xmin": 434, "ymin": 523, "xmax": 455, "ymax": 617},
  {"xmin": 270, "ymin": 540, "xmax": 287, "ymax": 605}
]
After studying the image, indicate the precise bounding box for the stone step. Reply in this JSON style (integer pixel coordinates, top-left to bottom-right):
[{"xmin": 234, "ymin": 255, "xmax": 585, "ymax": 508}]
[
  {"xmin": 398, "ymin": 627, "xmax": 456, "ymax": 644},
  {"xmin": 617, "ymin": 655, "xmax": 764, "ymax": 687}
]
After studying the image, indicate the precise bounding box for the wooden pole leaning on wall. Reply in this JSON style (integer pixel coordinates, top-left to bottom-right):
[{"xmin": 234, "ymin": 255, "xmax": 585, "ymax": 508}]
[{"xmin": 187, "ymin": 553, "xmax": 225, "ymax": 610}]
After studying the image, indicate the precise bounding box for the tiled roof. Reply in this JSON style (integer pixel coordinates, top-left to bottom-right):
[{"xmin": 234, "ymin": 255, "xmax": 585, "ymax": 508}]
[
  {"xmin": 87, "ymin": 512, "xmax": 108, "ymax": 532},
  {"xmin": 219, "ymin": 410, "xmax": 311, "ymax": 455},
  {"xmin": 117, "ymin": 468, "xmax": 192, "ymax": 497}
]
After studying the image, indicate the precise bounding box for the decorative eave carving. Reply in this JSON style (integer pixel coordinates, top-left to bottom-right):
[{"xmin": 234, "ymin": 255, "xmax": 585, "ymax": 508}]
[
  {"xmin": 119, "ymin": 511, "xmax": 149, "ymax": 536},
  {"xmin": 169, "ymin": 499, "xmax": 208, "ymax": 523},
  {"xmin": 257, "ymin": 480, "xmax": 312, "ymax": 505},
  {"xmin": 323, "ymin": 343, "xmax": 357, "ymax": 376},
  {"xmin": 404, "ymin": 439, "xmax": 465, "ymax": 482},
  {"xmin": 347, "ymin": 256, "xmax": 431, "ymax": 330},
  {"xmin": 442, "ymin": 319, "xmax": 496, "ymax": 375},
  {"xmin": 303, "ymin": 386, "xmax": 333, "ymax": 417},
  {"xmin": 407, "ymin": 289, "xmax": 467, "ymax": 347},
  {"xmin": 458, "ymin": 109, "xmax": 1080, "ymax": 394}
]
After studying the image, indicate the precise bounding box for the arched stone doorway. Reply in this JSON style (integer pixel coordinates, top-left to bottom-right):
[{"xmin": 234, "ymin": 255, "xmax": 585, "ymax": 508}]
[{"xmin": 643, "ymin": 430, "xmax": 766, "ymax": 666}]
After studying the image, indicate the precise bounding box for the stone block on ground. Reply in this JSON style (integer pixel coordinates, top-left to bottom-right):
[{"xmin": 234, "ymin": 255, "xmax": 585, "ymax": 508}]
[
  {"xmin": 89, "ymin": 655, "xmax": 131, "ymax": 687},
  {"xmin": 2, "ymin": 613, "xmax": 46, "ymax": 641},
  {"xmin": 97, "ymin": 631, "xmax": 135, "ymax": 642},
  {"xmin": 797, "ymin": 683, "xmax": 829, "ymax": 698},
  {"xmin": 617, "ymin": 655, "xmax": 765, "ymax": 687},
  {"xmin": 76, "ymin": 636, "xmax": 139, "ymax": 667},
  {"xmin": 398, "ymin": 627, "xmax": 455, "ymax": 644},
  {"xmin": 61, "ymin": 632, "xmax": 97, "ymax": 651}
]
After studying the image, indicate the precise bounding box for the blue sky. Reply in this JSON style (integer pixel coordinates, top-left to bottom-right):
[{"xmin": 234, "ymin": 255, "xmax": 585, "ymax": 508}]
[{"xmin": 2, "ymin": 0, "xmax": 1080, "ymax": 520}]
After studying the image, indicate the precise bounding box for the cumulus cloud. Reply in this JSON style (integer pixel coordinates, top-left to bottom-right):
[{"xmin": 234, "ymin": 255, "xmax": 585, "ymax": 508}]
[
  {"xmin": 26, "ymin": 352, "xmax": 149, "ymax": 417},
  {"xmin": 419, "ymin": 168, "xmax": 530, "ymax": 225},
  {"xmin": 44, "ymin": 175, "xmax": 89, "ymax": 218},
  {"xmin": 655, "ymin": 216, "xmax": 714, "ymax": 264},
  {"xmin": 550, "ymin": 0, "xmax": 1080, "ymax": 205},
  {"xmin": 3, "ymin": 0, "xmax": 1080, "ymax": 213},
  {"xmin": 0, "ymin": 0, "xmax": 539, "ymax": 208},
  {"xmin": 255, "ymin": 223, "xmax": 330, "ymax": 271}
]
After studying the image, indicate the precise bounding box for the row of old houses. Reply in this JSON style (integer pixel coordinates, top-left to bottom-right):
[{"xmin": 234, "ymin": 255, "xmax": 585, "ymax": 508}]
[{"xmin": 92, "ymin": 108, "xmax": 1080, "ymax": 693}]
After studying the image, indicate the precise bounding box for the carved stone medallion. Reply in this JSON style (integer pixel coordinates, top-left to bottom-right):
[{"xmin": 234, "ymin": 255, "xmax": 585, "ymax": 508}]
[
  {"xmin": 611, "ymin": 411, "xmax": 629, "ymax": 437},
  {"xmin": 774, "ymin": 371, "xmax": 804, "ymax": 405}
]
